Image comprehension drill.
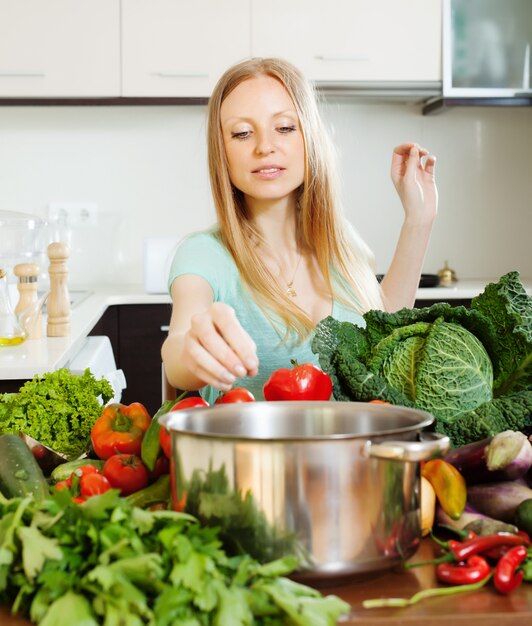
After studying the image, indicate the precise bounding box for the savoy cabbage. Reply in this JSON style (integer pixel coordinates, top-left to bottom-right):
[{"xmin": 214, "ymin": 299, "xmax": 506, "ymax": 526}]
[{"xmin": 312, "ymin": 271, "xmax": 532, "ymax": 444}]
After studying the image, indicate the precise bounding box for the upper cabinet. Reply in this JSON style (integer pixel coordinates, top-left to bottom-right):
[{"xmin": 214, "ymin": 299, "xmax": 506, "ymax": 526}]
[
  {"xmin": 251, "ymin": 0, "xmax": 442, "ymax": 84},
  {"xmin": 0, "ymin": 0, "xmax": 120, "ymax": 97},
  {"xmin": 0, "ymin": 0, "xmax": 442, "ymax": 100},
  {"xmin": 121, "ymin": 0, "xmax": 250, "ymax": 98}
]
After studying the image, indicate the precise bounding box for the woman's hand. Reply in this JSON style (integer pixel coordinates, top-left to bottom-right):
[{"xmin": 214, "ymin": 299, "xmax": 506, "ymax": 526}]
[
  {"xmin": 182, "ymin": 302, "xmax": 259, "ymax": 391},
  {"xmin": 391, "ymin": 143, "xmax": 438, "ymax": 225}
]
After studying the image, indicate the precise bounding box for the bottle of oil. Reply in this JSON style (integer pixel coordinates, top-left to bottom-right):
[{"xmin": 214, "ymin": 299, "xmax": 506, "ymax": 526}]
[{"xmin": 0, "ymin": 269, "xmax": 26, "ymax": 346}]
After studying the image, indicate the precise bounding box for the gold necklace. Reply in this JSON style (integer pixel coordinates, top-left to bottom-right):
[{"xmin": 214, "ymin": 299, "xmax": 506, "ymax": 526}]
[{"xmin": 286, "ymin": 253, "xmax": 302, "ymax": 298}]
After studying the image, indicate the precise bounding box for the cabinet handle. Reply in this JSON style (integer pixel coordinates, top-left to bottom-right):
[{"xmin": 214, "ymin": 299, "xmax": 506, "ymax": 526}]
[
  {"xmin": 315, "ymin": 55, "xmax": 370, "ymax": 63},
  {"xmin": 0, "ymin": 71, "xmax": 46, "ymax": 77},
  {"xmin": 152, "ymin": 72, "xmax": 209, "ymax": 79},
  {"xmin": 160, "ymin": 325, "xmax": 170, "ymax": 332}
]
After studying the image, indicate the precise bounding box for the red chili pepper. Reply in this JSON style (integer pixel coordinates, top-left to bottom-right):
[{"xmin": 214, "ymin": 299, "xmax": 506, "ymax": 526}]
[
  {"xmin": 493, "ymin": 545, "xmax": 528, "ymax": 594},
  {"xmin": 451, "ymin": 532, "xmax": 530, "ymax": 562},
  {"xmin": 436, "ymin": 555, "xmax": 491, "ymax": 585}
]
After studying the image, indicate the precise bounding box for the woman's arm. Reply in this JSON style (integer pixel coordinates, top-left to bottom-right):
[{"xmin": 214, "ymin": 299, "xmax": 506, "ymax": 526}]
[
  {"xmin": 161, "ymin": 274, "xmax": 258, "ymax": 392},
  {"xmin": 380, "ymin": 143, "xmax": 438, "ymax": 312}
]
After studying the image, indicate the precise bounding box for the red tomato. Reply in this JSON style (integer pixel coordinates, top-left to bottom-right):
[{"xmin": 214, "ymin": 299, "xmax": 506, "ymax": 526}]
[
  {"xmin": 263, "ymin": 361, "xmax": 332, "ymax": 401},
  {"xmin": 91, "ymin": 402, "xmax": 152, "ymax": 460},
  {"xmin": 79, "ymin": 472, "xmax": 112, "ymax": 497},
  {"xmin": 160, "ymin": 396, "xmax": 209, "ymax": 459},
  {"xmin": 215, "ymin": 388, "xmax": 256, "ymax": 404},
  {"xmin": 54, "ymin": 479, "xmax": 71, "ymax": 491},
  {"xmin": 103, "ymin": 454, "xmax": 149, "ymax": 496}
]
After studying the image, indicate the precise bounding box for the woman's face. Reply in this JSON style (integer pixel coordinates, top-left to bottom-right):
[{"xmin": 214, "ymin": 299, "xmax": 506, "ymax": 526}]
[{"xmin": 220, "ymin": 75, "xmax": 305, "ymax": 207}]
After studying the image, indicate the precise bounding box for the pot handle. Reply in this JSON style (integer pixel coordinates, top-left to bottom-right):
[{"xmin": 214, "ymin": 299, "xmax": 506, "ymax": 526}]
[{"xmin": 364, "ymin": 432, "xmax": 450, "ymax": 463}]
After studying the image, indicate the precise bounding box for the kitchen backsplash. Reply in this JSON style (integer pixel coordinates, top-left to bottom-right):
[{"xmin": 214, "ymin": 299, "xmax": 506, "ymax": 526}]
[{"xmin": 0, "ymin": 101, "xmax": 530, "ymax": 289}]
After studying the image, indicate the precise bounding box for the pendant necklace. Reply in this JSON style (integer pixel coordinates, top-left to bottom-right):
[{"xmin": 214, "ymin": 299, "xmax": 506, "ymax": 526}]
[{"xmin": 286, "ymin": 253, "xmax": 302, "ymax": 298}]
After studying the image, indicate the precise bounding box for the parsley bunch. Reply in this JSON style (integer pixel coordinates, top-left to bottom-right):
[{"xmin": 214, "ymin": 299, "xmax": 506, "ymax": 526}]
[{"xmin": 0, "ymin": 490, "xmax": 349, "ymax": 625}]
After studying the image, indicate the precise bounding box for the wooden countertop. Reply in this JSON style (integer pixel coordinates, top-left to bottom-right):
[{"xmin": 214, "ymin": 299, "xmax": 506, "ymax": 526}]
[{"xmin": 1, "ymin": 539, "xmax": 531, "ymax": 625}]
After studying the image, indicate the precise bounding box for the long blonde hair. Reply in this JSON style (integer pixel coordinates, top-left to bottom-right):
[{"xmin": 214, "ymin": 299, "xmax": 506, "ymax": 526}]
[{"xmin": 207, "ymin": 57, "xmax": 384, "ymax": 338}]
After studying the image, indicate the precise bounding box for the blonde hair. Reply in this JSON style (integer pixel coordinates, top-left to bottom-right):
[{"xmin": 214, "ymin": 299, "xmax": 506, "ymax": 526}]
[{"xmin": 207, "ymin": 57, "xmax": 384, "ymax": 338}]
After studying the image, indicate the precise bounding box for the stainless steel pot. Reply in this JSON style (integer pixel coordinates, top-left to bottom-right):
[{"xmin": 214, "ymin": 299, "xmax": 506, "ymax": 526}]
[{"xmin": 159, "ymin": 401, "xmax": 449, "ymax": 582}]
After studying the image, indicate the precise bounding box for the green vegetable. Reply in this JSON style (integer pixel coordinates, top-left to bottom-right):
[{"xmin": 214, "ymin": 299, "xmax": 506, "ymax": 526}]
[
  {"xmin": 313, "ymin": 272, "xmax": 532, "ymax": 446},
  {"xmin": 125, "ymin": 474, "xmax": 170, "ymax": 508},
  {"xmin": 0, "ymin": 489, "xmax": 349, "ymax": 625},
  {"xmin": 140, "ymin": 397, "xmax": 181, "ymax": 471},
  {"xmin": 0, "ymin": 368, "xmax": 114, "ymax": 460},
  {"xmin": 514, "ymin": 498, "xmax": 532, "ymax": 535},
  {"xmin": 435, "ymin": 391, "xmax": 532, "ymax": 447},
  {"xmin": 0, "ymin": 434, "xmax": 49, "ymax": 500},
  {"xmin": 50, "ymin": 459, "xmax": 105, "ymax": 484}
]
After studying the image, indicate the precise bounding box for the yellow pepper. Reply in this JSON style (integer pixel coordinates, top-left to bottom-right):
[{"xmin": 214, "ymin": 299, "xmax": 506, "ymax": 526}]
[{"xmin": 421, "ymin": 459, "xmax": 467, "ymax": 521}]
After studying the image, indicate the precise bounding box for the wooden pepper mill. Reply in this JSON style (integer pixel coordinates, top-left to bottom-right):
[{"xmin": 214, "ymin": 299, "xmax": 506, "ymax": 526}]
[
  {"xmin": 47, "ymin": 242, "xmax": 71, "ymax": 337},
  {"xmin": 13, "ymin": 262, "xmax": 42, "ymax": 339}
]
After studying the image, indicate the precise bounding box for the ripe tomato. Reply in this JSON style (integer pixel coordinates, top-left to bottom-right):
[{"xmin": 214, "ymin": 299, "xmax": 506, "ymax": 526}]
[
  {"xmin": 214, "ymin": 388, "xmax": 256, "ymax": 404},
  {"xmin": 148, "ymin": 454, "xmax": 170, "ymax": 481},
  {"xmin": 160, "ymin": 396, "xmax": 209, "ymax": 459},
  {"xmin": 263, "ymin": 361, "xmax": 332, "ymax": 401},
  {"xmin": 79, "ymin": 472, "xmax": 112, "ymax": 497},
  {"xmin": 103, "ymin": 453, "xmax": 149, "ymax": 496}
]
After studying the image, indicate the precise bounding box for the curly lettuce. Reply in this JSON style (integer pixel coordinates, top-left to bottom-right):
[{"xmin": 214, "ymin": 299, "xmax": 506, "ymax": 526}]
[{"xmin": 0, "ymin": 368, "xmax": 113, "ymax": 459}]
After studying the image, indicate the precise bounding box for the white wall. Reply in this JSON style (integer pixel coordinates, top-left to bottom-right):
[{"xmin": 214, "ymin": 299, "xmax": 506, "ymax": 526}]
[{"xmin": 0, "ymin": 101, "xmax": 531, "ymax": 289}]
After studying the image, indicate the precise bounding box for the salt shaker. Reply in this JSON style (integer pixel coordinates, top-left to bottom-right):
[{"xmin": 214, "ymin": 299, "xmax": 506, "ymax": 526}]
[
  {"xmin": 14, "ymin": 262, "xmax": 43, "ymax": 339},
  {"xmin": 47, "ymin": 242, "xmax": 71, "ymax": 337}
]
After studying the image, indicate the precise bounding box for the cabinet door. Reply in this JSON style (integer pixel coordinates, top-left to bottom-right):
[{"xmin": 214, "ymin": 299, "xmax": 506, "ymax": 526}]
[
  {"xmin": 0, "ymin": 0, "xmax": 120, "ymax": 97},
  {"xmin": 122, "ymin": 0, "xmax": 251, "ymax": 97},
  {"xmin": 251, "ymin": 0, "xmax": 441, "ymax": 83}
]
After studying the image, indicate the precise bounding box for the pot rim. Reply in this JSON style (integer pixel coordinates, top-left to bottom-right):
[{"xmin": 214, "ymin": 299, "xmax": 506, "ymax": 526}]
[{"xmin": 158, "ymin": 400, "xmax": 435, "ymax": 443}]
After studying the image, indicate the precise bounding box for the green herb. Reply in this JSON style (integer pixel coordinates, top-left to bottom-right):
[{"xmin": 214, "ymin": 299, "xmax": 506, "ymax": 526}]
[
  {"xmin": 0, "ymin": 368, "xmax": 113, "ymax": 459},
  {"xmin": 312, "ymin": 271, "xmax": 532, "ymax": 447},
  {"xmin": 0, "ymin": 490, "xmax": 349, "ymax": 625}
]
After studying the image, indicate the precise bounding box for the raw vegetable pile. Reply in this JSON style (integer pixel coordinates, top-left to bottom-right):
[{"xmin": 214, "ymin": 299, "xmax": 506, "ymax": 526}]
[
  {"xmin": 0, "ymin": 489, "xmax": 349, "ymax": 625},
  {"xmin": 312, "ymin": 271, "xmax": 532, "ymax": 446},
  {"xmin": 0, "ymin": 368, "xmax": 114, "ymax": 459}
]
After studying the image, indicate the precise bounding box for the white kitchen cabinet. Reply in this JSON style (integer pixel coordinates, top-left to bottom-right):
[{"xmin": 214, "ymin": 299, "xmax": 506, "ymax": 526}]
[
  {"xmin": 251, "ymin": 0, "xmax": 442, "ymax": 84},
  {"xmin": 121, "ymin": 0, "xmax": 251, "ymax": 98},
  {"xmin": 0, "ymin": 0, "xmax": 120, "ymax": 98}
]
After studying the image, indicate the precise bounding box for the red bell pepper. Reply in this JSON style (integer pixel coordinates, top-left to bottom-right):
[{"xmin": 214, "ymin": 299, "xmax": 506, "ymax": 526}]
[
  {"xmin": 263, "ymin": 360, "xmax": 332, "ymax": 401},
  {"xmin": 493, "ymin": 545, "xmax": 528, "ymax": 594},
  {"xmin": 91, "ymin": 402, "xmax": 151, "ymax": 460}
]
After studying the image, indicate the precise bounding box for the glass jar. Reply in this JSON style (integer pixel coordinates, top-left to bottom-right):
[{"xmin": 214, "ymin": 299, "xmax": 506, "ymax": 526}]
[{"xmin": 0, "ymin": 269, "xmax": 26, "ymax": 346}]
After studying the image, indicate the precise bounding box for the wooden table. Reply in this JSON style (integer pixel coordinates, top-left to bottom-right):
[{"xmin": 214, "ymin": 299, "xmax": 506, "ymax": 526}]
[{"xmin": 1, "ymin": 540, "xmax": 531, "ymax": 625}]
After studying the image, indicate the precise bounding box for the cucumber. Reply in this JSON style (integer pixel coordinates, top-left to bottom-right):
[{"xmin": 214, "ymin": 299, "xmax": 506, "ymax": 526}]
[
  {"xmin": 126, "ymin": 474, "xmax": 170, "ymax": 509},
  {"xmin": 0, "ymin": 434, "xmax": 49, "ymax": 500},
  {"xmin": 50, "ymin": 458, "xmax": 105, "ymax": 484}
]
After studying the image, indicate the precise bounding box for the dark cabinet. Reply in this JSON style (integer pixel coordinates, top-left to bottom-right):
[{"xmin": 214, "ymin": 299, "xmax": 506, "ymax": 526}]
[
  {"xmin": 415, "ymin": 298, "xmax": 472, "ymax": 308},
  {"xmin": 90, "ymin": 303, "xmax": 172, "ymax": 416}
]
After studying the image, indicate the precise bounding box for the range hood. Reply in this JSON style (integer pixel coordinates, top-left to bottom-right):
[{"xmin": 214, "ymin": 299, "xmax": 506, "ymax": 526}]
[
  {"xmin": 316, "ymin": 81, "xmax": 441, "ymax": 105},
  {"xmin": 424, "ymin": 0, "xmax": 532, "ymax": 114}
]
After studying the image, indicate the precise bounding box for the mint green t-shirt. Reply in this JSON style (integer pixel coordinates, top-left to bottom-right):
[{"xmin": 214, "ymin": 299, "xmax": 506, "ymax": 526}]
[{"xmin": 168, "ymin": 229, "xmax": 365, "ymax": 404}]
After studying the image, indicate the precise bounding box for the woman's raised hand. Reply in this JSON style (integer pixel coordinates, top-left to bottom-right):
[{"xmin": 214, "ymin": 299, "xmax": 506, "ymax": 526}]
[
  {"xmin": 182, "ymin": 302, "xmax": 259, "ymax": 391},
  {"xmin": 391, "ymin": 143, "xmax": 438, "ymax": 225}
]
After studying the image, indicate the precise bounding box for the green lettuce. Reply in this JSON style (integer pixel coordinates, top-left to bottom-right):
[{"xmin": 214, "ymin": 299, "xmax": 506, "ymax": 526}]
[
  {"xmin": 312, "ymin": 272, "xmax": 532, "ymax": 445},
  {"xmin": 0, "ymin": 368, "xmax": 113, "ymax": 459}
]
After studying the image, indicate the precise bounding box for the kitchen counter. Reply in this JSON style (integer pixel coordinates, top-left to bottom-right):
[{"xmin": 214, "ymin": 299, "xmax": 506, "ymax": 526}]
[
  {"xmin": 1, "ymin": 539, "xmax": 531, "ymax": 625},
  {"xmin": 1, "ymin": 279, "xmax": 531, "ymax": 382}
]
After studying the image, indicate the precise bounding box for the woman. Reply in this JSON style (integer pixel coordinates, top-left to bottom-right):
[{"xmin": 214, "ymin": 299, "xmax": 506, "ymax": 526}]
[{"xmin": 161, "ymin": 57, "xmax": 437, "ymax": 404}]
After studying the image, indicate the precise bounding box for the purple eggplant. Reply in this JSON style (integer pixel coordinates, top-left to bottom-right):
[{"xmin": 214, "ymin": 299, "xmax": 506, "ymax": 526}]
[
  {"xmin": 436, "ymin": 503, "xmax": 518, "ymax": 536},
  {"xmin": 466, "ymin": 479, "xmax": 532, "ymax": 522},
  {"xmin": 444, "ymin": 430, "xmax": 532, "ymax": 485}
]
